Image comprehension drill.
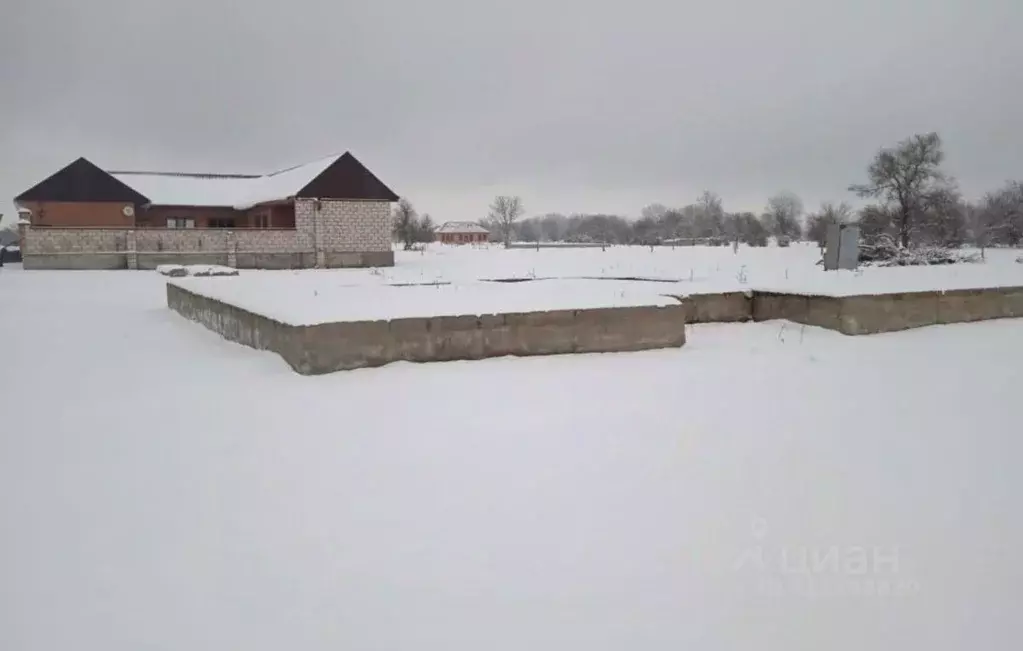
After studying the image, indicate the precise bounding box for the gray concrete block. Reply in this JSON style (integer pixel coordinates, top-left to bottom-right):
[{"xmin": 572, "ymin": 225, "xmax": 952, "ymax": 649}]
[
  {"xmin": 138, "ymin": 253, "xmax": 229, "ymax": 269},
  {"xmin": 22, "ymin": 253, "xmax": 128, "ymax": 270}
]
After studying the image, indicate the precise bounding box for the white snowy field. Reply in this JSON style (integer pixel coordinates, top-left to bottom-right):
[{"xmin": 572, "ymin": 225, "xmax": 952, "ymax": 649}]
[
  {"xmin": 2, "ymin": 265, "xmax": 1023, "ymax": 650},
  {"xmin": 169, "ymin": 243, "xmax": 1023, "ymax": 325},
  {"xmin": 393, "ymin": 242, "xmax": 1023, "ymax": 294}
]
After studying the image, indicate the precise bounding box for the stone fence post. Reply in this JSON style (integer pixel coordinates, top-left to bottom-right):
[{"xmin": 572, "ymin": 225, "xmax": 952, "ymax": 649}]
[
  {"xmin": 227, "ymin": 232, "xmax": 238, "ymax": 268},
  {"xmin": 126, "ymin": 230, "xmax": 138, "ymax": 270}
]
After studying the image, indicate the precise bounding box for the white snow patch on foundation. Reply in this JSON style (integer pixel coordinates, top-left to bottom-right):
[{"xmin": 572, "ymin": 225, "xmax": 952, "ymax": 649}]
[{"xmin": 171, "ymin": 275, "xmax": 677, "ymax": 324}]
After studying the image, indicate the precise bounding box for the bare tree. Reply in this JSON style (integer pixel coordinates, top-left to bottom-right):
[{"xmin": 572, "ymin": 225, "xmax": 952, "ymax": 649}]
[
  {"xmin": 488, "ymin": 196, "xmax": 525, "ymax": 247},
  {"xmin": 392, "ymin": 198, "xmax": 418, "ymax": 251},
  {"xmin": 857, "ymin": 204, "xmax": 897, "ymax": 244},
  {"xmin": 916, "ymin": 187, "xmax": 967, "ymax": 247},
  {"xmin": 977, "ymin": 181, "xmax": 1023, "ymax": 248},
  {"xmin": 640, "ymin": 203, "xmax": 669, "ymax": 222},
  {"xmin": 0, "ymin": 221, "xmax": 18, "ymax": 247},
  {"xmin": 850, "ymin": 132, "xmax": 949, "ymax": 248},
  {"xmin": 764, "ymin": 191, "xmax": 804, "ymax": 241},
  {"xmin": 697, "ymin": 191, "xmax": 725, "ymax": 241},
  {"xmin": 417, "ymin": 213, "xmax": 436, "ymax": 243},
  {"xmin": 740, "ymin": 212, "xmax": 769, "ymax": 247},
  {"xmin": 806, "ymin": 201, "xmax": 852, "ymax": 250},
  {"xmin": 538, "ymin": 213, "xmax": 567, "ymax": 241}
]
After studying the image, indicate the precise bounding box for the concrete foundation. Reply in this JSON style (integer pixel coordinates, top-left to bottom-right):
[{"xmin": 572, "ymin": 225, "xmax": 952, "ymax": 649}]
[
  {"xmin": 750, "ymin": 286, "xmax": 1023, "ymax": 335},
  {"xmin": 168, "ymin": 283, "xmax": 687, "ymax": 373},
  {"xmin": 673, "ymin": 292, "xmax": 752, "ymax": 323},
  {"xmin": 322, "ymin": 250, "xmax": 395, "ymax": 268},
  {"xmin": 137, "ymin": 252, "xmax": 230, "ymax": 269},
  {"xmin": 22, "ymin": 253, "xmax": 129, "ymax": 270},
  {"xmin": 234, "ymin": 252, "xmax": 317, "ymax": 270},
  {"xmin": 167, "ymin": 280, "xmax": 1023, "ymax": 373}
]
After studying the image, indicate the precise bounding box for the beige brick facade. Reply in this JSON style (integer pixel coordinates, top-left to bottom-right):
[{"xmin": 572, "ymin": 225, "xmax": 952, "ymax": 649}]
[{"xmin": 19, "ymin": 199, "xmax": 394, "ymax": 269}]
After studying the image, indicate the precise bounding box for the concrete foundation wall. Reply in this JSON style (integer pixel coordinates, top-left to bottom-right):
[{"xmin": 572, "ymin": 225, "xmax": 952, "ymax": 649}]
[
  {"xmin": 322, "ymin": 250, "xmax": 395, "ymax": 268},
  {"xmin": 674, "ymin": 292, "xmax": 752, "ymax": 323},
  {"xmin": 751, "ymin": 287, "xmax": 1023, "ymax": 335},
  {"xmin": 23, "ymin": 253, "xmax": 129, "ymax": 270},
  {"xmin": 168, "ymin": 284, "xmax": 687, "ymax": 374},
  {"xmin": 137, "ymin": 252, "xmax": 230, "ymax": 269},
  {"xmin": 234, "ymin": 252, "xmax": 317, "ymax": 270},
  {"xmin": 167, "ymin": 282, "xmax": 1023, "ymax": 373}
]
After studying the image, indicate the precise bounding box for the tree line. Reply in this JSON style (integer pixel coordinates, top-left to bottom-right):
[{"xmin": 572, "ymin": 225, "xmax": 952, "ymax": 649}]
[{"xmin": 395, "ymin": 132, "xmax": 1023, "ymax": 250}]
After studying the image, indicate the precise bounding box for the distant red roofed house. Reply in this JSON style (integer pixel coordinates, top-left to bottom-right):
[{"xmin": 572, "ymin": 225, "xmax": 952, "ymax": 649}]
[{"xmin": 436, "ymin": 221, "xmax": 489, "ymax": 244}]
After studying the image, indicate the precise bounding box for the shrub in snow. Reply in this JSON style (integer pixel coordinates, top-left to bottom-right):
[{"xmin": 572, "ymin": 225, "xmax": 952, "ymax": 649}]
[
  {"xmin": 859, "ymin": 235, "xmax": 982, "ymax": 267},
  {"xmin": 747, "ymin": 233, "xmax": 768, "ymax": 247},
  {"xmin": 776, "ymin": 236, "xmax": 792, "ymax": 247},
  {"xmin": 190, "ymin": 265, "xmax": 239, "ymax": 277},
  {"xmin": 157, "ymin": 264, "xmax": 238, "ymax": 277},
  {"xmin": 156, "ymin": 265, "xmax": 189, "ymax": 277}
]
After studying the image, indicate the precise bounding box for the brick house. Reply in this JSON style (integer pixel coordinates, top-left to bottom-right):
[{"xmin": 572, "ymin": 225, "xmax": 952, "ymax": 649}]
[
  {"xmin": 14, "ymin": 152, "xmax": 399, "ymax": 270},
  {"xmin": 436, "ymin": 221, "xmax": 490, "ymax": 244}
]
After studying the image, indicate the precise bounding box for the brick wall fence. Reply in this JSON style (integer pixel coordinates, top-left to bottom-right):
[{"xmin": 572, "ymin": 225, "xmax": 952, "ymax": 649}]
[{"xmin": 18, "ymin": 199, "xmax": 394, "ymax": 270}]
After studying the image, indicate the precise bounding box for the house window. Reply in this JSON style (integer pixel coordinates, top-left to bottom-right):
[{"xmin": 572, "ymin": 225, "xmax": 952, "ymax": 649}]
[
  {"xmin": 253, "ymin": 213, "xmax": 271, "ymax": 228},
  {"xmin": 166, "ymin": 218, "xmax": 195, "ymax": 229},
  {"xmin": 209, "ymin": 218, "xmax": 236, "ymax": 228}
]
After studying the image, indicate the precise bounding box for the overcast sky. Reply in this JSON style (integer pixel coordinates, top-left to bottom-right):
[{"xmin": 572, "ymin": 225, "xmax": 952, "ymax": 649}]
[{"xmin": 2, "ymin": 0, "xmax": 1022, "ymax": 226}]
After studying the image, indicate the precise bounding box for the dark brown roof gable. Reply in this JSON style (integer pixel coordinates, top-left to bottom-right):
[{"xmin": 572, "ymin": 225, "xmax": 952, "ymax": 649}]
[
  {"xmin": 16, "ymin": 157, "xmax": 150, "ymax": 204},
  {"xmin": 296, "ymin": 152, "xmax": 399, "ymax": 202}
]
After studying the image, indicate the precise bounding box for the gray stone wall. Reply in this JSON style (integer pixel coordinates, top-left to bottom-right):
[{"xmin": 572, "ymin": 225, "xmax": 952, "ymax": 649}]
[
  {"xmin": 21, "ymin": 199, "xmax": 393, "ymax": 270},
  {"xmin": 166, "ymin": 281, "xmax": 1023, "ymax": 374},
  {"xmin": 672, "ymin": 292, "xmax": 752, "ymax": 323},
  {"xmin": 750, "ymin": 287, "xmax": 1023, "ymax": 334},
  {"xmin": 168, "ymin": 283, "xmax": 688, "ymax": 374},
  {"xmin": 22, "ymin": 228, "xmax": 129, "ymax": 254},
  {"xmin": 299, "ymin": 199, "xmax": 393, "ymax": 253}
]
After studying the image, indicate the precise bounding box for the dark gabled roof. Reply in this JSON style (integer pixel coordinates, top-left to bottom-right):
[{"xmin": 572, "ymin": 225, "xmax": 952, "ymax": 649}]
[
  {"xmin": 16, "ymin": 157, "xmax": 150, "ymax": 204},
  {"xmin": 297, "ymin": 152, "xmax": 399, "ymax": 202}
]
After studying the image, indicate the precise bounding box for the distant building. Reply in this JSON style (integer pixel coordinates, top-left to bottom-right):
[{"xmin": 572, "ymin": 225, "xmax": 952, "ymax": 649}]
[
  {"xmin": 436, "ymin": 221, "xmax": 489, "ymax": 244},
  {"xmin": 12, "ymin": 152, "xmax": 400, "ymax": 270}
]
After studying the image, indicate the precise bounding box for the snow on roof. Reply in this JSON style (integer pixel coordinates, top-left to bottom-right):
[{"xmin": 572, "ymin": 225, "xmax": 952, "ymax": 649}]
[
  {"xmin": 235, "ymin": 154, "xmax": 340, "ymax": 210},
  {"xmin": 437, "ymin": 221, "xmax": 489, "ymax": 234},
  {"xmin": 109, "ymin": 154, "xmax": 344, "ymax": 209},
  {"xmin": 110, "ymin": 172, "xmax": 256, "ymax": 208}
]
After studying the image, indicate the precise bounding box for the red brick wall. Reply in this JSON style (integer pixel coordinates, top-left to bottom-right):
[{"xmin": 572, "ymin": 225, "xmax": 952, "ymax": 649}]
[
  {"xmin": 440, "ymin": 231, "xmax": 487, "ymax": 244},
  {"xmin": 21, "ymin": 201, "xmax": 301, "ymax": 229},
  {"xmin": 139, "ymin": 206, "xmax": 243, "ymax": 228},
  {"xmin": 20, "ymin": 201, "xmax": 136, "ymax": 227}
]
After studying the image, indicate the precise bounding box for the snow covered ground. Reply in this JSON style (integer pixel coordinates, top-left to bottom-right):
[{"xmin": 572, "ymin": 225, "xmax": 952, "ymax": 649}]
[
  {"xmin": 172, "ymin": 276, "xmax": 680, "ymax": 325},
  {"xmin": 2, "ymin": 264, "xmax": 1023, "ymax": 650},
  {"xmin": 170, "ymin": 244, "xmax": 1023, "ymax": 324},
  {"xmin": 385, "ymin": 243, "xmax": 1023, "ymax": 295}
]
